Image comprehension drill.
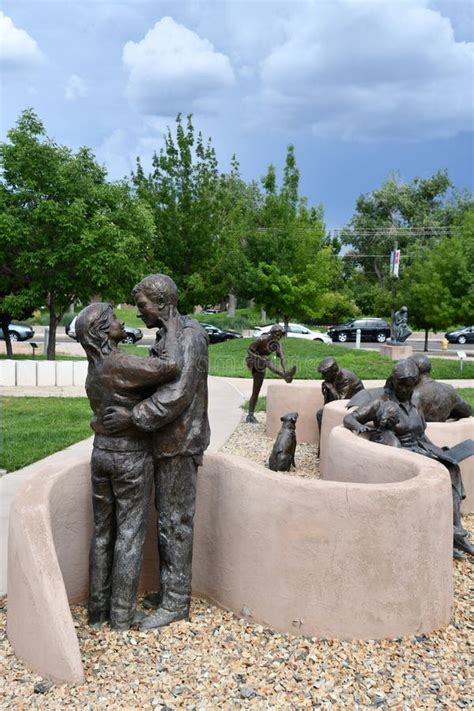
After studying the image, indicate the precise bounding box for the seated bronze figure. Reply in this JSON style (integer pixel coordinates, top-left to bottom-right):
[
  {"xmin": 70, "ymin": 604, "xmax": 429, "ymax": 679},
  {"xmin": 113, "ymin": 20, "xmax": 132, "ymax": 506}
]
[{"xmin": 344, "ymin": 359, "xmax": 474, "ymax": 560}]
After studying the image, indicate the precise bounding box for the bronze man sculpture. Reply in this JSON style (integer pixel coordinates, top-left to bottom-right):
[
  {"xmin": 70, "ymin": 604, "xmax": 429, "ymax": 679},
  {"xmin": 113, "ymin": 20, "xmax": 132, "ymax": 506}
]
[
  {"xmin": 76, "ymin": 303, "xmax": 179, "ymax": 630},
  {"xmin": 316, "ymin": 356, "xmax": 364, "ymax": 457},
  {"xmin": 409, "ymin": 353, "xmax": 472, "ymax": 422},
  {"xmin": 103, "ymin": 274, "xmax": 211, "ymax": 629},
  {"xmin": 245, "ymin": 324, "xmax": 296, "ymax": 423},
  {"xmin": 343, "ymin": 359, "xmax": 474, "ymax": 560}
]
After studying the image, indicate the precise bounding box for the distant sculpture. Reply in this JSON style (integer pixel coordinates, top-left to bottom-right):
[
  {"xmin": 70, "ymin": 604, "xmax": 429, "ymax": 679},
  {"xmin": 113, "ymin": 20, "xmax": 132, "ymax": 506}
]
[
  {"xmin": 390, "ymin": 306, "xmax": 412, "ymax": 344},
  {"xmin": 102, "ymin": 274, "xmax": 210, "ymax": 630},
  {"xmin": 75, "ymin": 303, "xmax": 179, "ymax": 630},
  {"xmin": 344, "ymin": 358, "xmax": 474, "ymax": 559},
  {"xmin": 316, "ymin": 356, "xmax": 364, "ymax": 456},
  {"xmin": 268, "ymin": 412, "xmax": 298, "ymax": 471},
  {"xmin": 245, "ymin": 325, "xmax": 296, "ymax": 423},
  {"xmin": 410, "ymin": 354, "xmax": 472, "ymax": 422}
]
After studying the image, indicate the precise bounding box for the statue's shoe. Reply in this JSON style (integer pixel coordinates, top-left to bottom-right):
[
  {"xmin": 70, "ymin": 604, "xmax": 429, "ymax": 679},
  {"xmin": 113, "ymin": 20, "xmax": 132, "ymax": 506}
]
[
  {"xmin": 110, "ymin": 608, "xmax": 147, "ymax": 631},
  {"xmin": 246, "ymin": 414, "xmax": 258, "ymax": 424},
  {"xmin": 453, "ymin": 532, "xmax": 474, "ymax": 556},
  {"xmin": 142, "ymin": 591, "xmax": 161, "ymax": 610},
  {"xmin": 88, "ymin": 610, "xmax": 109, "ymax": 628},
  {"xmin": 453, "ymin": 548, "xmax": 467, "ymax": 560},
  {"xmin": 140, "ymin": 608, "xmax": 188, "ymax": 631}
]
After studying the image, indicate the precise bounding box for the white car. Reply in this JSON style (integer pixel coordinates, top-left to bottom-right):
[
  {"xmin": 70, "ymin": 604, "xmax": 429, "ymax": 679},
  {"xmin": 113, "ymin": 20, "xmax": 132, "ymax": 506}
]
[{"xmin": 253, "ymin": 323, "xmax": 332, "ymax": 344}]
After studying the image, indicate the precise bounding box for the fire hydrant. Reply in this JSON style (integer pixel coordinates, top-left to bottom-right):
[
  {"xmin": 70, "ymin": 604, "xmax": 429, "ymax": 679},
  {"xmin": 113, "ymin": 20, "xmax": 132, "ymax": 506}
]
[{"xmin": 441, "ymin": 337, "xmax": 449, "ymax": 350}]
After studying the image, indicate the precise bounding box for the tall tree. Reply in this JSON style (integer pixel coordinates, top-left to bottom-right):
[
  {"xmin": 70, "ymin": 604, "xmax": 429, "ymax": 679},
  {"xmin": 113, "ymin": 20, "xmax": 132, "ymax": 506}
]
[
  {"xmin": 340, "ymin": 172, "xmax": 472, "ymax": 313},
  {"xmin": 0, "ymin": 109, "xmax": 154, "ymax": 358},
  {"xmin": 132, "ymin": 114, "xmax": 223, "ymax": 313},
  {"xmin": 402, "ymin": 209, "xmax": 474, "ymax": 350},
  {"xmin": 246, "ymin": 146, "xmax": 338, "ymax": 328}
]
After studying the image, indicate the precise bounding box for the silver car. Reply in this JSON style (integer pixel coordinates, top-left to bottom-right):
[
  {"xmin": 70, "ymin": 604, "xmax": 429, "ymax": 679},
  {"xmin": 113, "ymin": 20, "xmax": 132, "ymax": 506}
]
[{"xmin": 0, "ymin": 323, "xmax": 35, "ymax": 341}]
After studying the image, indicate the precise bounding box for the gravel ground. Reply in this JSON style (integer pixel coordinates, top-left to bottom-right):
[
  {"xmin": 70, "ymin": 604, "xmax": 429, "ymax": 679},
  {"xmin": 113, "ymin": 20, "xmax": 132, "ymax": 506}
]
[
  {"xmin": 0, "ymin": 414, "xmax": 472, "ymax": 709},
  {"xmin": 222, "ymin": 413, "xmax": 320, "ymax": 478}
]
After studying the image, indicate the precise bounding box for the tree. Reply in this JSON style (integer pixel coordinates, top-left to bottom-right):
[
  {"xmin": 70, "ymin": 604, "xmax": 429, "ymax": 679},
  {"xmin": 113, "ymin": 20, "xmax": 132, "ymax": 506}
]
[
  {"xmin": 340, "ymin": 171, "xmax": 473, "ymax": 313},
  {"xmin": 245, "ymin": 146, "xmax": 338, "ymax": 328},
  {"xmin": 132, "ymin": 114, "xmax": 223, "ymax": 313},
  {"xmin": 402, "ymin": 209, "xmax": 474, "ymax": 350},
  {"xmin": 0, "ymin": 109, "xmax": 155, "ymax": 358}
]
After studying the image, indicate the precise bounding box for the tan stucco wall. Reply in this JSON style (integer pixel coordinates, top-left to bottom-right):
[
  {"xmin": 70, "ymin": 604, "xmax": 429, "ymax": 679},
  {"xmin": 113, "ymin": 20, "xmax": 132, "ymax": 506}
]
[
  {"xmin": 7, "ymin": 435, "xmax": 453, "ymax": 684},
  {"xmin": 320, "ymin": 400, "xmax": 473, "ymax": 513},
  {"xmin": 266, "ymin": 382, "xmax": 322, "ymax": 444}
]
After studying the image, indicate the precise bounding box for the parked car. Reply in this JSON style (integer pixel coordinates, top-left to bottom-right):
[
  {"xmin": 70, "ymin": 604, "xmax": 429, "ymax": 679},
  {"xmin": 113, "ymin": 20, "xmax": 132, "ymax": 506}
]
[
  {"xmin": 201, "ymin": 323, "xmax": 242, "ymax": 344},
  {"xmin": 0, "ymin": 323, "xmax": 35, "ymax": 341},
  {"xmin": 445, "ymin": 325, "xmax": 474, "ymax": 345},
  {"xmin": 327, "ymin": 318, "xmax": 391, "ymax": 344},
  {"xmin": 253, "ymin": 323, "xmax": 332, "ymax": 344},
  {"xmin": 201, "ymin": 308, "xmax": 220, "ymax": 314},
  {"xmin": 67, "ymin": 316, "xmax": 143, "ymax": 344}
]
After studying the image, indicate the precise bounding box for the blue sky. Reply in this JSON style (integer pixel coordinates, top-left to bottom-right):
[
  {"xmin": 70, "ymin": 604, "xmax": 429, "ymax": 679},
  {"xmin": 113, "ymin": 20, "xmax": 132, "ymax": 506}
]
[{"xmin": 1, "ymin": 0, "xmax": 473, "ymax": 228}]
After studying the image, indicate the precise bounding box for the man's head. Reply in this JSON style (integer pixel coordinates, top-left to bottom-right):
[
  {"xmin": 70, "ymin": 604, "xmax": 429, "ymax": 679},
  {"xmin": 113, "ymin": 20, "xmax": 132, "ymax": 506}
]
[
  {"xmin": 132, "ymin": 274, "xmax": 178, "ymax": 328},
  {"xmin": 318, "ymin": 356, "xmax": 339, "ymax": 382},
  {"xmin": 409, "ymin": 353, "xmax": 431, "ymax": 376}
]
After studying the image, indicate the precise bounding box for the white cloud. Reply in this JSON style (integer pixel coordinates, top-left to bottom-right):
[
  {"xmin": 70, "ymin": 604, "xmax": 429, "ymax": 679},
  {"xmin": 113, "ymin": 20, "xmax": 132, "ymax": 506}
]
[
  {"xmin": 65, "ymin": 74, "xmax": 87, "ymax": 101},
  {"xmin": 122, "ymin": 16, "xmax": 235, "ymax": 115},
  {"xmin": 0, "ymin": 11, "xmax": 44, "ymax": 70},
  {"xmin": 259, "ymin": 0, "xmax": 474, "ymax": 141}
]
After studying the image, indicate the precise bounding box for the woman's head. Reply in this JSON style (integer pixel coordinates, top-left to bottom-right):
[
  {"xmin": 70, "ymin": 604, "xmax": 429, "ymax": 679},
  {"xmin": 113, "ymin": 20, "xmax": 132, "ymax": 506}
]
[
  {"xmin": 392, "ymin": 358, "xmax": 419, "ymax": 402},
  {"xmin": 75, "ymin": 303, "xmax": 122, "ymax": 361}
]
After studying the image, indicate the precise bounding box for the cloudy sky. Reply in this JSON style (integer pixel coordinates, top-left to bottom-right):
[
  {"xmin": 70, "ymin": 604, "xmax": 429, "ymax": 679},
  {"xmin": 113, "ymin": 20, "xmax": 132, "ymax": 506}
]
[{"xmin": 1, "ymin": 0, "xmax": 473, "ymax": 227}]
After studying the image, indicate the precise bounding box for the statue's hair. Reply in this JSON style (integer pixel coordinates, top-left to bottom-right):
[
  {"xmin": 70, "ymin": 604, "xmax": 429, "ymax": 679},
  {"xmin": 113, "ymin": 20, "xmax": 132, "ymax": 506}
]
[
  {"xmin": 270, "ymin": 324, "xmax": 285, "ymax": 335},
  {"xmin": 376, "ymin": 400, "xmax": 401, "ymax": 423},
  {"xmin": 75, "ymin": 303, "xmax": 114, "ymax": 362},
  {"xmin": 132, "ymin": 273, "xmax": 178, "ymax": 306},
  {"xmin": 409, "ymin": 353, "xmax": 431, "ymax": 375},
  {"xmin": 392, "ymin": 358, "xmax": 419, "ymax": 381},
  {"xmin": 318, "ymin": 356, "xmax": 338, "ymax": 373}
]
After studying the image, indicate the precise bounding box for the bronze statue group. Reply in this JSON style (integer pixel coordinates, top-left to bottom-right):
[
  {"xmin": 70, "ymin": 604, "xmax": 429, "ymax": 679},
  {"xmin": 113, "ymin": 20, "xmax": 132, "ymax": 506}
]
[{"xmin": 76, "ymin": 290, "xmax": 473, "ymax": 634}]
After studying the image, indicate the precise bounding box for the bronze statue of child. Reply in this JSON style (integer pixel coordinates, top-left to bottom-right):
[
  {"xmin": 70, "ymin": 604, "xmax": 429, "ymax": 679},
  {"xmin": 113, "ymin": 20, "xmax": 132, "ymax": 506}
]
[{"xmin": 75, "ymin": 303, "xmax": 180, "ymax": 630}]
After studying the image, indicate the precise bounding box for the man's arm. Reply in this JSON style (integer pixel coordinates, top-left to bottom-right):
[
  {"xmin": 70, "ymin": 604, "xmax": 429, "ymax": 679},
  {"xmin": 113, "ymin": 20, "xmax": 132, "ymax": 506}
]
[
  {"xmin": 131, "ymin": 329, "xmax": 207, "ymax": 433},
  {"xmin": 110, "ymin": 352, "xmax": 179, "ymax": 388}
]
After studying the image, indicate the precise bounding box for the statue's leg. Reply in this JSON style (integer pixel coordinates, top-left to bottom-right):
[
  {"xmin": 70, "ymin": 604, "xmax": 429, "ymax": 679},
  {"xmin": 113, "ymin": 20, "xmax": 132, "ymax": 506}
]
[
  {"xmin": 141, "ymin": 455, "xmax": 198, "ymax": 630},
  {"xmin": 88, "ymin": 449, "xmax": 116, "ymax": 626},
  {"xmin": 316, "ymin": 407, "xmax": 323, "ymax": 458},
  {"xmin": 246, "ymin": 370, "xmax": 264, "ymax": 423},
  {"xmin": 450, "ymin": 401, "xmax": 472, "ymax": 419},
  {"xmin": 451, "ymin": 464, "xmax": 474, "ymax": 556},
  {"xmin": 109, "ymin": 450, "xmax": 154, "ymax": 630}
]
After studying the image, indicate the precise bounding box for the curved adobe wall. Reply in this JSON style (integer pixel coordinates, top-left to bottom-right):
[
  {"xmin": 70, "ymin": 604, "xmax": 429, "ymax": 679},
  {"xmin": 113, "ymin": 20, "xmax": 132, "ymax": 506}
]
[
  {"xmin": 266, "ymin": 382, "xmax": 322, "ymax": 444},
  {"xmin": 8, "ymin": 439, "xmax": 452, "ymax": 684},
  {"xmin": 320, "ymin": 400, "xmax": 474, "ymax": 513}
]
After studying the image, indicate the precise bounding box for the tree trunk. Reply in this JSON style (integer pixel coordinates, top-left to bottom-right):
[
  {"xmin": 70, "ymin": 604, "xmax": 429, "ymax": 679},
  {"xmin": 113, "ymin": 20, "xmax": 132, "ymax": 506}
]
[
  {"xmin": 283, "ymin": 316, "xmax": 289, "ymax": 334},
  {"xmin": 47, "ymin": 294, "xmax": 58, "ymax": 360},
  {"xmin": 424, "ymin": 328, "xmax": 429, "ymax": 352},
  {"xmin": 227, "ymin": 293, "xmax": 237, "ymax": 317},
  {"xmin": 0, "ymin": 314, "xmax": 13, "ymax": 359}
]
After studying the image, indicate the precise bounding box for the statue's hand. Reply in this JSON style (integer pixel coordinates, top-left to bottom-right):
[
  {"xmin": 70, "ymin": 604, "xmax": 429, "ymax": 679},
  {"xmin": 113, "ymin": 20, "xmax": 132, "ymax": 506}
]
[
  {"xmin": 103, "ymin": 406, "xmax": 132, "ymax": 434},
  {"xmin": 354, "ymin": 423, "xmax": 370, "ymax": 434}
]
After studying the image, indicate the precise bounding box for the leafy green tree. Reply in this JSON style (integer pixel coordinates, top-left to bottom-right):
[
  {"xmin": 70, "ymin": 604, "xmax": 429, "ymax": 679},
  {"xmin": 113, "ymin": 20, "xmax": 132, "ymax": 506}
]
[
  {"xmin": 132, "ymin": 114, "xmax": 224, "ymax": 313},
  {"xmin": 341, "ymin": 172, "xmax": 472, "ymax": 314},
  {"xmin": 245, "ymin": 146, "xmax": 338, "ymax": 328},
  {"xmin": 402, "ymin": 209, "xmax": 474, "ymax": 350},
  {"xmin": 0, "ymin": 109, "xmax": 154, "ymax": 359}
]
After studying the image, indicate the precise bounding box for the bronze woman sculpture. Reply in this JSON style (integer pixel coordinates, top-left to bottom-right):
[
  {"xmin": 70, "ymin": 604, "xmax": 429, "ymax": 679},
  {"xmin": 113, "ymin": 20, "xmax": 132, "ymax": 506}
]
[
  {"xmin": 344, "ymin": 359, "xmax": 474, "ymax": 560},
  {"xmin": 76, "ymin": 303, "xmax": 179, "ymax": 630}
]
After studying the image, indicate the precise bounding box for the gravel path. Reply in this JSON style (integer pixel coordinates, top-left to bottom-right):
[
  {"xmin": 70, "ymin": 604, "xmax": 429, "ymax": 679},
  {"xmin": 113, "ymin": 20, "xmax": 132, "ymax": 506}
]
[{"xmin": 0, "ymin": 414, "xmax": 472, "ymax": 709}]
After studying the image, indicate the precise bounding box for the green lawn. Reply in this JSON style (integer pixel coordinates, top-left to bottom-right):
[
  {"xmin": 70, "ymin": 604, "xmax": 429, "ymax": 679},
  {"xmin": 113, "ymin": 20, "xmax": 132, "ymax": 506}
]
[
  {"xmin": 122, "ymin": 339, "xmax": 473, "ymax": 379},
  {"xmin": 0, "ymin": 397, "xmax": 92, "ymax": 472}
]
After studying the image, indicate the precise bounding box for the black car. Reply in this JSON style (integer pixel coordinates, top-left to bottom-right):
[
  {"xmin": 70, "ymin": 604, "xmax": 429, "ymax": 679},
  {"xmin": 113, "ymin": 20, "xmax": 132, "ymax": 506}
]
[
  {"xmin": 67, "ymin": 316, "xmax": 143, "ymax": 344},
  {"xmin": 201, "ymin": 323, "xmax": 242, "ymax": 344},
  {"xmin": 445, "ymin": 326, "xmax": 474, "ymax": 345},
  {"xmin": 0, "ymin": 323, "xmax": 35, "ymax": 341},
  {"xmin": 327, "ymin": 318, "xmax": 391, "ymax": 344}
]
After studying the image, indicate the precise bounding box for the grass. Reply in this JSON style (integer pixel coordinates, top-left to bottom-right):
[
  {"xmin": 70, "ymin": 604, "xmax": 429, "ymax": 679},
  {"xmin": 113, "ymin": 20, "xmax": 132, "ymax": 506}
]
[
  {"xmin": 0, "ymin": 397, "xmax": 92, "ymax": 472},
  {"xmin": 241, "ymin": 396, "xmax": 267, "ymax": 412},
  {"xmin": 122, "ymin": 338, "xmax": 474, "ymax": 379},
  {"xmin": 456, "ymin": 389, "xmax": 474, "ymax": 409}
]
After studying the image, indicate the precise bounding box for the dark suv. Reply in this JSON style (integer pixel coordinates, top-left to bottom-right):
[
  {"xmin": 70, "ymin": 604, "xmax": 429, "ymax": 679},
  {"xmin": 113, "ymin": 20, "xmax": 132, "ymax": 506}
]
[{"xmin": 327, "ymin": 318, "xmax": 391, "ymax": 344}]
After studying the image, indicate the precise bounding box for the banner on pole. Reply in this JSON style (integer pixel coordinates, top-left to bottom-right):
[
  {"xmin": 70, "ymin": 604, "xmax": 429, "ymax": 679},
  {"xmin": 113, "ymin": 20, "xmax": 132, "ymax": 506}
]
[{"xmin": 393, "ymin": 249, "xmax": 401, "ymax": 277}]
